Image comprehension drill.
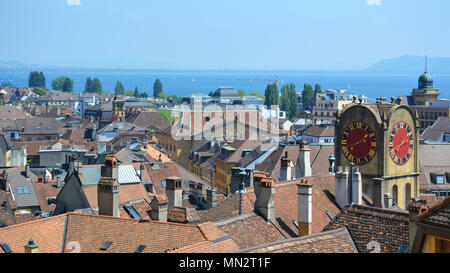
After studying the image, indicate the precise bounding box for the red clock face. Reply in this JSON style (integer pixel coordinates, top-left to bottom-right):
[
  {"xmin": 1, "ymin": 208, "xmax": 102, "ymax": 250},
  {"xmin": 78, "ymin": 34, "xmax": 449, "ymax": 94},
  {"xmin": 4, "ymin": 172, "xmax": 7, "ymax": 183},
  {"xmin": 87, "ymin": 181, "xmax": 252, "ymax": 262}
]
[
  {"xmin": 341, "ymin": 121, "xmax": 377, "ymax": 165},
  {"xmin": 389, "ymin": 121, "xmax": 414, "ymax": 165}
]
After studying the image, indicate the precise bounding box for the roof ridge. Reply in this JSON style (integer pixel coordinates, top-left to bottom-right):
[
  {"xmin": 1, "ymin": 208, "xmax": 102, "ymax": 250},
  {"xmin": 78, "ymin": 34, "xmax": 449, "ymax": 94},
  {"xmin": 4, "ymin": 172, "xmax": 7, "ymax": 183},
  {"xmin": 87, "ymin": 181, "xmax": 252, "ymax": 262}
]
[
  {"xmin": 418, "ymin": 196, "xmax": 450, "ymax": 221},
  {"xmin": 212, "ymin": 212, "xmax": 256, "ymax": 226},
  {"xmin": 67, "ymin": 212, "xmax": 201, "ymax": 228},
  {"xmin": 237, "ymin": 227, "xmax": 350, "ymax": 253},
  {"xmin": 0, "ymin": 213, "xmax": 68, "ymax": 231},
  {"xmin": 350, "ymin": 204, "xmax": 409, "ymax": 217}
]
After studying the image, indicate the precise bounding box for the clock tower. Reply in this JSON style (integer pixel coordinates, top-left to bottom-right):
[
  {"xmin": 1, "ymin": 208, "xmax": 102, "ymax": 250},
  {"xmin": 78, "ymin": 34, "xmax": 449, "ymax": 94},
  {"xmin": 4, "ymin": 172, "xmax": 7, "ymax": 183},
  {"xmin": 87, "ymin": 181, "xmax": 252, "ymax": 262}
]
[{"xmin": 335, "ymin": 97, "xmax": 420, "ymax": 210}]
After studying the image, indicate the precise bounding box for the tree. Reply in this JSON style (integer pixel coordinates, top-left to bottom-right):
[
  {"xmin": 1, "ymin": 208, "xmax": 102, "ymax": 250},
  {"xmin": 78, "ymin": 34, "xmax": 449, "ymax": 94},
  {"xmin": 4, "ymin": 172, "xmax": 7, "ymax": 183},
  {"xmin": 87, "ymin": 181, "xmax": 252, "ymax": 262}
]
[
  {"xmin": 85, "ymin": 77, "xmax": 93, "ymax": 92},
  {"xmin": 159, "ymin": 109, "xmax": 173, "ymax": 123},
  {"xmin": 302, "ymin": 83, "xmax": 314, "ymax": 110},
  {"xmin": 249, "ymin": 92, "xmax": 265, "ymax": 100},
  {"xmin": 280, "ymin": 84, "xmax": 297, "ymax": 119},
  {"xmin": 264, "ymin": 83, "xmax": 278, "ymax": 107},
  {"xmin": 125, "ymin": 90, "xmax": 134, "ymax": 97},
  {"xmin": 153, "ymin": 79, "xmax": 163, "ymax": 98},
  {"xmin": 133, "ymin": 86, "xmax": 140, "ymax": 97},
  {"xmin": 52, "ymin": 77, "xmax": 74, "ymax": 92},
  {"xmin": 140, "ymin": 92, "xmax": 148, "ymax": 98},
  {"xmin": 28, "ymin": 71, "xmax": 45, "ymax": 88},
  {"xmin": 314, "ymin": 83, "xmax": 322, "ymax": 93},
  {"xmin": 208, "ymin": 91, "xmax": 214, "ymax": 97},
  {"xmin": 114, "ymin": 80, "xmax": 125, "ymax": 95},
  {"xmin": 157, "ymin": 92, "xmax": 168, "ymax": 100},
  {"xmin": 32, "ymin": 87, "xmax": 48, "ymax": 96},
  {"xmin": 237, "ymin": 89, "xmax": 247, "ymax": 97},
  {"xmin": 92, "ymin": 78, "xmax": 102, "ymax": 94}
]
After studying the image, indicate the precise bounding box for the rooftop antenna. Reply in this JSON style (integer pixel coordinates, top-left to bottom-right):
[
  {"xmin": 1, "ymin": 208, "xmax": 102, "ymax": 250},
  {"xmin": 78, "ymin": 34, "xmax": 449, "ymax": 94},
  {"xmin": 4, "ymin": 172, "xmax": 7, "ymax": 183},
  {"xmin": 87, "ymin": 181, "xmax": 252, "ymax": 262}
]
[{"xmin": 425, "ymin": 54, "xmax": 428, "ymax": 73}]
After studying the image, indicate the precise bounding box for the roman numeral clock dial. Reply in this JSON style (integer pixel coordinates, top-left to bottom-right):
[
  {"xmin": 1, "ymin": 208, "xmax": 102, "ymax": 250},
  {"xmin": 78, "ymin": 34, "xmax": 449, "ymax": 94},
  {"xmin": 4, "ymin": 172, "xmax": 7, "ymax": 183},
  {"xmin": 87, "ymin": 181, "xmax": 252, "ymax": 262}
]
[
  {"xmin": 341, "ymin": 121, "xmax": 378, "ymax": 165},
  {"xmin": 389, "ymin": 121, "xmax": 414, "ymax": 165}
]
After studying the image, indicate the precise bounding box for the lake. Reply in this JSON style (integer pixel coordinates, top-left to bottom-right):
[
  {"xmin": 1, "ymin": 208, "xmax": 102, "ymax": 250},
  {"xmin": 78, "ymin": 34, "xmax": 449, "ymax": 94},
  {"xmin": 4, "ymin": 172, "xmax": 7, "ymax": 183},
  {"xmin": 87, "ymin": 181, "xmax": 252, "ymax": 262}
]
[{"xmin": 1, "ymin": 69, "xmax": 449, "ymax": 100}]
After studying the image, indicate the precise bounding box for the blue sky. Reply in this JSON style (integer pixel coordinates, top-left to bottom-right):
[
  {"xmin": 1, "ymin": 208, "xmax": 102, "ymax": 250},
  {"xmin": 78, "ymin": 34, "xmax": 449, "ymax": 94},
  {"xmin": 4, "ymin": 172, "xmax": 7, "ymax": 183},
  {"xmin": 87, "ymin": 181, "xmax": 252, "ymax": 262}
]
[{"xmin": 1, "ymin": 0, "xmax": 449, "ymax": 70}]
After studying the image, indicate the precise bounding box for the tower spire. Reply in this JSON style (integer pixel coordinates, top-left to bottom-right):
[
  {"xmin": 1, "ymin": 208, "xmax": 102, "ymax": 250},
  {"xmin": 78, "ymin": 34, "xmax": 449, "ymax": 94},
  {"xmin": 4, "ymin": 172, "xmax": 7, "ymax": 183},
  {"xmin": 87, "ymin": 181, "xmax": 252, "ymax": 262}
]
[{"xmin": 425, "ymin": 54, "xmax": 428, "ymax": 72}]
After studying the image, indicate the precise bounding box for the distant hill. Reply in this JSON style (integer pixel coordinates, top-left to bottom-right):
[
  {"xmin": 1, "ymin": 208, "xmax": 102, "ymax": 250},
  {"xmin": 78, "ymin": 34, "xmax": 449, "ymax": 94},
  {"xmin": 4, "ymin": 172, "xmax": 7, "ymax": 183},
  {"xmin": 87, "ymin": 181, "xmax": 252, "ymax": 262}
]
[{"xmin": 366, "ymin": 55, "xmax": 450, "ymax": 74}]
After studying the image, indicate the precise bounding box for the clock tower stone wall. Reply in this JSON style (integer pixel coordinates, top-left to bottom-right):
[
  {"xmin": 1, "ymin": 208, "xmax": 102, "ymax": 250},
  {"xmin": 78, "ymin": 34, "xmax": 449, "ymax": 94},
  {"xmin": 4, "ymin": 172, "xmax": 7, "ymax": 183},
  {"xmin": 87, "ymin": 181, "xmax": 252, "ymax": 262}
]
[{"xmin": 335, "ymin": 100, "xmax": 420, "ymax": 210}]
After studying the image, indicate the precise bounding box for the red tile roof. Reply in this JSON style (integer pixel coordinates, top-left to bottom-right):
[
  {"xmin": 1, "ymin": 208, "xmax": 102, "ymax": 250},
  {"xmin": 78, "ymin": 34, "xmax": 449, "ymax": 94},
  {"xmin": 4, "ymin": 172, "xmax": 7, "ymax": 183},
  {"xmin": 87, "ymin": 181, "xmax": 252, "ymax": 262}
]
[{"xmin": 239, "ymin": 227, "xmax": 358, "ymax": 253}]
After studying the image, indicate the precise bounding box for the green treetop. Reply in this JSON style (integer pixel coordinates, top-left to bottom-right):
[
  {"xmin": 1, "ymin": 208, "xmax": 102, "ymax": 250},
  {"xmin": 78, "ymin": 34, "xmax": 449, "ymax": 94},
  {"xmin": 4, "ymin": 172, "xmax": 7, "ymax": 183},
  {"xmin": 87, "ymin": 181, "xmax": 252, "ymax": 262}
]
[
  {"xmin": 153, "ymin": 78, "xmax": 163, "ymax": 98},
  {"xmin": 264, "ymin": 83, "xmax": 279, "ymax": 107},
  {"xmin": 52, "ymin": 76, "xmax": 74, "ymax": 92},
  {"xmin": 28, "ymin": 71, "xmax": 46, "ymax": 88},
  {"xmin": 114, "ymin": 80, "xmax": 125, "ymax": 95}
]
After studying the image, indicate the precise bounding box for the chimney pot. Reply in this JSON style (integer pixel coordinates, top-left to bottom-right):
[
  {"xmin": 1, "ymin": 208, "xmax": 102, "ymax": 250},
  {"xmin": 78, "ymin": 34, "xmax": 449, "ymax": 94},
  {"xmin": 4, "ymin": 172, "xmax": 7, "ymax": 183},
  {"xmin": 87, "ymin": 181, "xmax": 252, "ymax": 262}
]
[
  {"xmin": 297, "ymin": 182, "xmax": 312, "ymax": 237},
  {"xmin": 24, "ymin": 238, "xmax": 38, "ymax": 253}
]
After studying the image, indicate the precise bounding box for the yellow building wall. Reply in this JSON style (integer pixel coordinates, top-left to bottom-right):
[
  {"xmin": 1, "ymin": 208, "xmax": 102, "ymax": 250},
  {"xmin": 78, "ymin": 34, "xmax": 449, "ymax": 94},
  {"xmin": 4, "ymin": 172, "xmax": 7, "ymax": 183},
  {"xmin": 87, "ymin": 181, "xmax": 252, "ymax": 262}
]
[{"xmin": 421, "ymin": 235, "xmax": 450, "ymax": 253}]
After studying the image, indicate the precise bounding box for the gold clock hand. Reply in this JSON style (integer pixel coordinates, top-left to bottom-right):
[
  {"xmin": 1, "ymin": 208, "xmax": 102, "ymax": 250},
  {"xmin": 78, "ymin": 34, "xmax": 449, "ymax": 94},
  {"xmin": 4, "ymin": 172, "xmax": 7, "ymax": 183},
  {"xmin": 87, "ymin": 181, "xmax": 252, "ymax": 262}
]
[
  {"xmin": 347, "ymin": 134, "xmax": 368, "ymax": 148},
  {"xmin": 392, "ymin": 133, "xmax": 411, "ymax": 152}
]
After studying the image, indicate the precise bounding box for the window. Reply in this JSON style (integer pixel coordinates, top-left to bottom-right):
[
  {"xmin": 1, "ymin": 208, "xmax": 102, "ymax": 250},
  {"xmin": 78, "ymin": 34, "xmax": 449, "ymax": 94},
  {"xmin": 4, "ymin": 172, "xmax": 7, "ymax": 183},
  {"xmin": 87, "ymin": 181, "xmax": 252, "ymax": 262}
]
[{"xmin": 437, "ymin": 175, "xmax": 445, "ymax": 184}]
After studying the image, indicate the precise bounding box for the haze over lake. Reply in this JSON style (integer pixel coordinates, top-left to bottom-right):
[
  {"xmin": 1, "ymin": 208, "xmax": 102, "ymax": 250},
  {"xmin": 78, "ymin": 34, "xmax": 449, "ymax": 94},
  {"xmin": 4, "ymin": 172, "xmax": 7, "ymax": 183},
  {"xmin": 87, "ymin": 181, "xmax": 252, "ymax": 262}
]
[{"xmin": 1, "ymin": 68, "xmax": 450, "ymax": 101}]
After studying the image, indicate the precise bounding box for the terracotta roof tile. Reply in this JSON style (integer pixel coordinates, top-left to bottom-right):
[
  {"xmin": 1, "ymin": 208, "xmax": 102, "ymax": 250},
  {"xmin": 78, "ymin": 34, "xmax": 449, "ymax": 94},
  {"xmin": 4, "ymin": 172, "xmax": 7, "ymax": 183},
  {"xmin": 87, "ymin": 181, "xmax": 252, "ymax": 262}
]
[
  {"xmin": 322, "ymin": 204, "xmax": 409, "ymax": 253},
  {"xmin": 213, "ymin": 213, "xmax": 287, "ymax": 250},
  {"xmin": 239, "ymin": 227, "xmax": 358, "ymax": 253}
]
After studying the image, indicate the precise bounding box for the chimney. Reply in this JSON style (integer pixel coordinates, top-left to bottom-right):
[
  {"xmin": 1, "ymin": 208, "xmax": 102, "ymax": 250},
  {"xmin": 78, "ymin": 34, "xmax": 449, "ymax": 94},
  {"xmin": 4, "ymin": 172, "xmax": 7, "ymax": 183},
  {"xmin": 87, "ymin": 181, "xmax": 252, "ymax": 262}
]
[
  {"xmin": 166, "ymin": 176, "xmax": 182, "ymax": 210},
  {"xmin": 101, "ymin": 155, "xmax": 118, "ymax": 179},
  {"xmin": 352, "ymin": 167, "xmax": 362, "ymax": 205},
  {"xmin": 126, "ymin": 140, "xmax": 131, "ymax": 150},
  {"xmin": 297, "ymin": 180, "xmax": 312, "ymax": 237},
  {"xmin": 139, "ymin": 162, "xmax": 145, "ymax": 181},
  {"xmin": 206, "ymin": 188, "xmax": 218, "ymax": 209},
  {"xmin": 189, "ymin": 182, "xmax": 203, "ymax": 206},
  {"xmin": 296, "ymin": 143, "xmax": 311, "ymax": 178},
  {"xmin": 97, "ymin": 156, "xmax": 120, "ymax": 217},
  {"xmin": 68, "ymin": 155, "xmax": 79, "ymax": 176},
  {"xmin": 334, "ymin": 166, "xmax": 349, "ymax": 209},
  {"xmin": 280, "ymin": 151, "xmax": 292, "ymax": 181},
  {"xmin": 230, "ymin": 167, "xmax": 244, "ymax": 194},
  {"xmin": 150, "ymin": 194, "xmax": 168, "ymax": 222},
  {"xmin": 254, "ymin": 176, "xmax": 275, "ymax": 222},
  {"xmin": 43, "ymin": 170, "xmax": 48, "ymax": 184},
  {"xmin": 384, "ymin": 193, "xmax": 393, "ymax": 208},
  {"xmin": 56, "ymin": 176, "xmax": 62, "ymax": 188},
  {"xmin": 25, "ymin": 164, "xmax": 30, "ymax": 178},
  {"xmin": 24, "ymin": 238, "xmax": 38, "ymax": 253},
  {"xmin": 372, "ymin": 177, "xmax": 385, "ymax": 208}
]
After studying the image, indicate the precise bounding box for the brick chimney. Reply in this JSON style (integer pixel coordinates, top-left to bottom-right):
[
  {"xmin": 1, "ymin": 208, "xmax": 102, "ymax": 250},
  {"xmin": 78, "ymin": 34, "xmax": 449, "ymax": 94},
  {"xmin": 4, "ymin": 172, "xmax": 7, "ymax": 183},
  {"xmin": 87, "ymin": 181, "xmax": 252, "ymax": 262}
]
[
  {"xmin": 97, "ymin": 155, "xmax": 120, "ymax": 217},
  {"xmin": 296, "ymin": 143, "xmax": 311, "ymax": 178},
  {"xmin": 297, "ymin": 180, "xmax": 312, "ymax": 237},
  {"xmin": 280, "ymin": 151, "xmax": 292, "ymax": 182},
  {"xmin": 24, "ymin": 238, "xmax": 38, "ymax": 253},
  {"xmin": 166, "ymin": 176, "xmax": 182, "ymax": 210},
  {"xmin": 150, "ymin": 194, "xmax": 168, "ymax": 221},
  {"xmin": 335, "ymin": 166, "xmax": 349, "ymax": 209},
  {"xmin": 254, "ymin": 176, "xmax": 275, "ymax": 222},
  {"xmin": 101, "ymin": 155, "xmax": 118, "ymax": 179},
  {"xmin": 206, "ymin": 188, "xmax": 218, "ymax": 209}
]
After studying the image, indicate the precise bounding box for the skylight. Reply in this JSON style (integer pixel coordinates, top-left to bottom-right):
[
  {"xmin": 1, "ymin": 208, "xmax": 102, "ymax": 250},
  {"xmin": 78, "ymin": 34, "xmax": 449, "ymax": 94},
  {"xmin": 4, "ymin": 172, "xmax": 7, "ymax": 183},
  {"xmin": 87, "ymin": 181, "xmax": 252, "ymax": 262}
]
[
  {"xmin": 1, "ymin": 243, "xmax": 12, "ymax": 253},
  {"xmin": 135, "ymin": 245, "xmax": 146, "ymax": 253},
  {"xmin": 17, "ymin": 187, "xmax": 29, "ymax": 194},
  {"xmin": 100, "ymin": 241, "xmax": 112, "ymax": 251}
]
